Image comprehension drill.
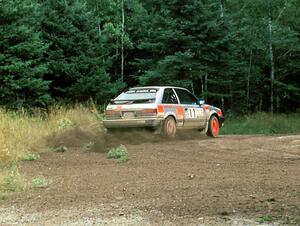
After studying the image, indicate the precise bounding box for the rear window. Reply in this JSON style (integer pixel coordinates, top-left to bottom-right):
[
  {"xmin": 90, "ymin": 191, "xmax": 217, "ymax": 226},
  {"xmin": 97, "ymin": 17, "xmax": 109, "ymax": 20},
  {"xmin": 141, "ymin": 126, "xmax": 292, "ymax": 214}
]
[{"xmin": 115, "ymin": 89, "xmax": 157, "ymax": 101}]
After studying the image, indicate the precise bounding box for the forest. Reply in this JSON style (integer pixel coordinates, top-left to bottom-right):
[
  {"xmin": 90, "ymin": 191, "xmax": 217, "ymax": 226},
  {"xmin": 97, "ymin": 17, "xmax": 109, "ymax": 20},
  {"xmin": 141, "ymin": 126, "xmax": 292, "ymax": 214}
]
[{"xmin": 1, "ymin": 0, "xmax": 299, "ymax": 114}]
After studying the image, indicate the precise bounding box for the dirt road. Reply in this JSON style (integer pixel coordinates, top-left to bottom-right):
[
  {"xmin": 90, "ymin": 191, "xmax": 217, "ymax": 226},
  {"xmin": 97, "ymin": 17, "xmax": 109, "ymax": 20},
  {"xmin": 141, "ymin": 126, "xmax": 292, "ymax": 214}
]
[{"xmin": 0, "ymin": 133, "xmax": 300, "ymax": 225}]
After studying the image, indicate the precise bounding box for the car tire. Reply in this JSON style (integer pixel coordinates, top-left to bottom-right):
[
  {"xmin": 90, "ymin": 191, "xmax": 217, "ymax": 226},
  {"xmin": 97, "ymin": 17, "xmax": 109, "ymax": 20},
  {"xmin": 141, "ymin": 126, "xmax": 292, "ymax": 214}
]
[
  {"xmin": 206, "ymin": 115, "xmax": 219, "ymax": 138},
  {"xmin": 162, "ymin": 116, "xmax": 177, "ymax": 138}
]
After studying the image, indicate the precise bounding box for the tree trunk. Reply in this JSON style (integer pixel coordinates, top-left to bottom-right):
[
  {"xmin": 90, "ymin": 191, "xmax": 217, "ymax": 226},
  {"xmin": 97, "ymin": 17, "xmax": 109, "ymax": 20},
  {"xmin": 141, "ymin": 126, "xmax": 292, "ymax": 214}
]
[
  {"xmin": 190, "ymin": 81, "xmax": 195, "ymax": 94},
  {"xmin": 115, "ymin": 36, "xmax": 119, "ymax": 78},
  {"xmin": 121, "ymin": 0, "xmax": 125, "ymax": 83},
  {"xmin": 246, "ymin": 49, "xmax": 252, "ymax": 114},
  {"xmin": 204, "ymin": 73, "xmax": 208, "ymax": 101},
  {"xmin": 219, "ymin": 0, "xmax": 224, "ymax": 18},
  {"xmin": 200, "ymin": 75, "xmax": 204, "ymax": 99},
  {"xmin": 221, "ymin": 97, "xmax": 225, "ymax": 112},
  {"xmin": 259, "ymin": 98, "xmax": 263, "ymax": 112},
  {"xmin": 268, "ymin": 17, "xmax": 275, "ymax": 114},
  {"xmin": 276, "ymin": 95, "xmax": 280, "ymax": 112},
  {"xmin": 95, "ymin": 0, "xmax": 101, "ymax": 37}
]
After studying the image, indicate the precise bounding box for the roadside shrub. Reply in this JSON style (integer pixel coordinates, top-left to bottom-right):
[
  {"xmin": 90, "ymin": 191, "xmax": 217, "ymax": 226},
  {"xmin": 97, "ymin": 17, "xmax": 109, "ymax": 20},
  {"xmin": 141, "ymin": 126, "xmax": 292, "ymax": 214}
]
[
  {"xmin": 22, "ymin": 153, "xmax": 40, "ymax": 161},
  {"xmin": 57, "ymin": 118, "xmax": 74, "ymax": 130},
  {"xmin": 107, "ymin": 145, "xmax": 129, "ymax": 163},
  {"xmin": 32, "ymin": 176, "xmax": 48, "ymax": 188},
  {"xmin": 0, "ymin": 163, "xmax": 27, "ymax": 196},
  {"xmin": 257, "ymin": 215, "xmax": 274, "ymax": 223},
  {"xmin": 52, "ymin": 146, "xmax": 68, "ymax": 153}
]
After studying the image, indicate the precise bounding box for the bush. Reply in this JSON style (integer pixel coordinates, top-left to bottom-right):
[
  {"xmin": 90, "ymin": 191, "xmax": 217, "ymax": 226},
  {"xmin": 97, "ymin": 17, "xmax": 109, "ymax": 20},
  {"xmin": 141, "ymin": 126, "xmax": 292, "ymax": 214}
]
[
  {"xmin": 22, "ymin": 153, "xmax": 40, "ymax": 161},
  {"xmin": 0, "ymin": 163, "xmax": 27, "ymax": 196},
  {"xmin": 257, "ymin": 215, "xmax": 274, "ymax": 223},
  {"xmin": 107, "ymin": 145, "xmax": 129, "ymax": 163},
  {"xmin": 32, "ymin": 176, "xmax": 48, "ymax": 188}
]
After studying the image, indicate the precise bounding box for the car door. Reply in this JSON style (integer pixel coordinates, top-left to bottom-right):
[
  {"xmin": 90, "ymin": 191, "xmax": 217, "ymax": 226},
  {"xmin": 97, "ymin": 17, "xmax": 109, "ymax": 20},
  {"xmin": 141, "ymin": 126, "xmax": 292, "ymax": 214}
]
[
  {"xmin": 174, "ymin": 88, "xmax": 206, "ymax": 128},
  {"xmin": 161, "ymin": 88, "xmax": 184, "ymax": 126}
]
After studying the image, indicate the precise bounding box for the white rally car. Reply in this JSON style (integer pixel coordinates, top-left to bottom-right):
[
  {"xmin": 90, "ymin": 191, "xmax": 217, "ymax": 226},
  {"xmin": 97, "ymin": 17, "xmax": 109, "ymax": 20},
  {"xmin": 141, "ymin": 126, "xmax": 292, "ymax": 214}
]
[{"xmin": 103, "ymin": 86, "xmax": 224, "ymax": 138}]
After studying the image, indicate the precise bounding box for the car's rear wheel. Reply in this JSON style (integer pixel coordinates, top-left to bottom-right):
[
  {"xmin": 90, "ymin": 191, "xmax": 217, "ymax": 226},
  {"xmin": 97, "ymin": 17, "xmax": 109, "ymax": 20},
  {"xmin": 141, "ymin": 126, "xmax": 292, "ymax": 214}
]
[
  {"xmin": 162, "ymin": 116, "xmax": 177, "ymax": 138},
  {"xmin": 206, "ymin": 115, "xmax": 219, "ymax": 138}
]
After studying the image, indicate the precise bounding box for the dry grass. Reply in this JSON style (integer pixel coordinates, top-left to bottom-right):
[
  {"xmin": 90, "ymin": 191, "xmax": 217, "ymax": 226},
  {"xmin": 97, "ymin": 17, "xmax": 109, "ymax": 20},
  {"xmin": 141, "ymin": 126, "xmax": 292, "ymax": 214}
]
[
  {"xmin": 0, "ymin": 105, "xmax": 100, "ymax": 164},
  {"xmin": 0, "ymin": 163, "xmax": 28, "ymax": 200},
  {"xmin": 0, "ymin": 105, "xmax": 102, "ymax": 197}
]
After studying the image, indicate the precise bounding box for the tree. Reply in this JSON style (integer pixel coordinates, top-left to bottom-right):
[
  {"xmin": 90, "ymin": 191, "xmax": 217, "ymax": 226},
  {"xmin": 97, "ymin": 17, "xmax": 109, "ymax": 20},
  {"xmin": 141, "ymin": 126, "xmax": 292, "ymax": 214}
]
[
  {"xmin": 131, "ymin": 0, "xmax": 234, "ymax": 109},
  {"xmin": 228, "ymin": 0, "xmax": 300, "ymax": 113},
  {"xmin": 40, "ymin": 0, "xmax": 124, "ymax": 103},
  {"xmin": 0, "ymin": 0, "xmax": 51, "ymax": 108}
]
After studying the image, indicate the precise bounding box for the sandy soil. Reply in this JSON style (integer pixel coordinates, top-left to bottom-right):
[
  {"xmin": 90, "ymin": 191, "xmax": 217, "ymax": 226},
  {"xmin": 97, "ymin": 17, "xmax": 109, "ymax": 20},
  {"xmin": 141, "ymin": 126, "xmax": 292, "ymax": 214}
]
[{"xmin": 0, "ymin": 132, "xmax": 299, "ymax": 225}]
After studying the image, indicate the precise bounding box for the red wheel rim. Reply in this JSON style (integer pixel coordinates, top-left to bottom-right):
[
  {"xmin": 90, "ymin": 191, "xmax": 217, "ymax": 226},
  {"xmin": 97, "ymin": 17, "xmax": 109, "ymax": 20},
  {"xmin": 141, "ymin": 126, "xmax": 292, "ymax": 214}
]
[{"xmin": 212, "ymin": 118, "xmax": 219, "ymax": 137}]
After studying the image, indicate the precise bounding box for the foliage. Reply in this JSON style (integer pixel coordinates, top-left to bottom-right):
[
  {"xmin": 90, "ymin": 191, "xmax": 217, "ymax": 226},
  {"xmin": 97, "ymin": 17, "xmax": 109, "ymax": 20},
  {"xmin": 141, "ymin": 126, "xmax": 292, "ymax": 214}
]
[
  {"xmin": 57, "ymin": 118, "xmax": 74, "ymax": 130},
  {"xmin": 40, "ymin": 0, "xmax": 124, "ymax": 103},
  {"xmin": 0, "ymin": 0, "xmax": 299, "ymax": 113},
  {"xmin": 107, "ymin": 145, "xmax": 129, "ymax": 163},
  {"xmin": 221, "ymin": 113, "xmax": 300, "ymax": 135},
  {"xmin": 32, "ymin": 176, "xmax": 48, "ymax": 188},
  {"xmin": 257, "ymin": 215, "xmax": 274, "ymax": 223},
  {"xmin": 0, "ymin": 163, "xmax": 26, "ymax": 196},
  {"xmin": 22, "ymin": 153, "xmax": 40, "ymax": 161},
  {"xmin": 0, "ymin": 0, "xmax": 51, "ymax": 108},
  {"xmin": 52, "ymin": 146, "xmax": 68, "ymax": 153}
]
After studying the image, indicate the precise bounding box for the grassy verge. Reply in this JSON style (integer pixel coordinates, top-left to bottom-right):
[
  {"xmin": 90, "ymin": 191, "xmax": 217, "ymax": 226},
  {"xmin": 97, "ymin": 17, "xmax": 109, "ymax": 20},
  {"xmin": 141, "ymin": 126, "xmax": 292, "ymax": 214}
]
[
  {"xmin": 221, "ymin": 112, "xmax": 300, "ymax": 135},
  {"xmin": 0, "ymin": 163, "xmax": 27, "ymax": 200},
  {"xmin": 0, "ymin": 105, "xmax": 102, "ymax": 198}
]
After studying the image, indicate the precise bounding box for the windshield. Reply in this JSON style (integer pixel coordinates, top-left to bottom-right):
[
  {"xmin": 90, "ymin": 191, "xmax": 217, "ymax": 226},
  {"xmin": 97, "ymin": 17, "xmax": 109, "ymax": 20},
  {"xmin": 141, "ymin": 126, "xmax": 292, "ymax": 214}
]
[{"xmin": 115, "ymin": 89, "xmax": 157, "ymax": 101}]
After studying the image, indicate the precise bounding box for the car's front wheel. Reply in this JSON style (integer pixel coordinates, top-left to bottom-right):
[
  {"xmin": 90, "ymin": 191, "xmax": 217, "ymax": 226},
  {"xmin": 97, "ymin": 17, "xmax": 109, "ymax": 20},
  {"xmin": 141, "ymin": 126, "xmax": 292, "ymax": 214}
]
[
  {"xmin": 162, "ymin": 116, "xmax": 177, "ymax": 138},
  {"xmin": 206, "ymin": 115, "xmax": 219, "ymax": 138}
]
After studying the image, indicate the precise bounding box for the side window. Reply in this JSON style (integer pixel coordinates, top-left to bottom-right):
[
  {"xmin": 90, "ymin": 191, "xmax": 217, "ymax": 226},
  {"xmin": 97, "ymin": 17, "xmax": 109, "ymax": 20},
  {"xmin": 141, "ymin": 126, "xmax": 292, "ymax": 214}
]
[
  {"xmin": 162, "ymin": 88, "xmax": 178, "ymax": 104},
  {"xmin": 174, "ymin": 89, "xmax": 198, "ymax": 105}
]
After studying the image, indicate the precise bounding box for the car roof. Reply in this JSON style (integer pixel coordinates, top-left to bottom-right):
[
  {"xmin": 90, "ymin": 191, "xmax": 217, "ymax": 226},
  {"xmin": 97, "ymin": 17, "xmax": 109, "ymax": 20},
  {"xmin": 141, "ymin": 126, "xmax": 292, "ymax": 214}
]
[{"xmin": 129, "ymin": 86, "xmax": 188, "ymax": 90}]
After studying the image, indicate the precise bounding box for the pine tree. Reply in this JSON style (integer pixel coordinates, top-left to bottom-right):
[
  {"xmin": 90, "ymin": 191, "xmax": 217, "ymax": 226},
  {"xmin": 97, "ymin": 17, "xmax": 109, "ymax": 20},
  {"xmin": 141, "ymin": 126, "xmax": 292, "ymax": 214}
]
[
  {"xmin": 131, "ymin": 0, "xmax": 234, "ymax": 109},
  {"xmin": 40, "ymin": 0, "xmax": 124, "ymax": 103},
  {"xmin": 0, "ymin": 0, "xmax": 51, "ymax": 108}
]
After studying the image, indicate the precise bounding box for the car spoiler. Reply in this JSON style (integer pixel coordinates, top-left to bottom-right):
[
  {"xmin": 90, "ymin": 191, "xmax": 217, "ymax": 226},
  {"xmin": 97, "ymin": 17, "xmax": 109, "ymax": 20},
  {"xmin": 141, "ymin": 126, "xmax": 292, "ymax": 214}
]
[{"xmin": 110, "ymin": 98, "xmax": 156, "ymax": 104}]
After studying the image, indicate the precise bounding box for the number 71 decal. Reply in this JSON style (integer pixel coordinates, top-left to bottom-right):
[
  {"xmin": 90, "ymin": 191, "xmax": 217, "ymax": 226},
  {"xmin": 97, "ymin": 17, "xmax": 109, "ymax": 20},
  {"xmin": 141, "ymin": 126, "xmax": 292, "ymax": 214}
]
[{"xmin": 187, "ymin": 108, "xmax": 204, "ymax": 118}]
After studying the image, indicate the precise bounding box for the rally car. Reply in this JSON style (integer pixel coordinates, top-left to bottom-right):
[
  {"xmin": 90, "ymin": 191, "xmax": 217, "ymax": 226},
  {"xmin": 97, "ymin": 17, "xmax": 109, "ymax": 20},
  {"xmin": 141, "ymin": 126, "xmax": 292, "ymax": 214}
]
[{"xmin": 103, "ymin": 86, "xmax": 224, "ymax": 138}]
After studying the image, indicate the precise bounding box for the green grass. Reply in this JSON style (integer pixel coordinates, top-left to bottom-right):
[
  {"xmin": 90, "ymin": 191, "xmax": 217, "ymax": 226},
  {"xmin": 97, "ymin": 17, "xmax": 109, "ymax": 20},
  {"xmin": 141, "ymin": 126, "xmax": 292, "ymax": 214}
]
[
  {"xmin": 52, "ymin": 146, "xmax": 68, "ymax": 153},
  {"xmin": 257, "ymin": 215, "xmax": 274, "ymax": 223},
  {"xmin": 0, "ymin": 194, "xmax": 7, "ymax": 201},
  {"xmin": 32, "ymin": 176, "xmax": 48, "ymax": 188},
  {"xmin": 82, "ymin": 142, "xmax": 94, "ymax": 151},
  {"xmin": 22, "ymin": 153, "xmax": 40, "ymax": 161},
  {"xmin": 221, "ymin": 112, "xmax": 300, "ymax": 135},
  {"xmin": 0, "ymin": 163, "xmax": 27, "ymax": 196},
  {"xmin": 107, "ymin": 145, "xmax": 129, "ymax": 163}
]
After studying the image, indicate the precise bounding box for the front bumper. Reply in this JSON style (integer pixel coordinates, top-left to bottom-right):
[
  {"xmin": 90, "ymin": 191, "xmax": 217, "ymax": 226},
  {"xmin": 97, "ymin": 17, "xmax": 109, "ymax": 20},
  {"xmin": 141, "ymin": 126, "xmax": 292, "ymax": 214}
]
[{"xmin": 103, "ymin": 118, "xmax": 163, "ymax": 128}]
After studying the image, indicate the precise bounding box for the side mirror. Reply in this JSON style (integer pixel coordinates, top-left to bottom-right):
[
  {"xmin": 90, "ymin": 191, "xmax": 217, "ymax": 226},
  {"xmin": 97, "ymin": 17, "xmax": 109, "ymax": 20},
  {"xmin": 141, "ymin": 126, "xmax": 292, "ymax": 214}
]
[{"xmin": 199, "ymin": 99, "xmax": 205, "ymax": 105}]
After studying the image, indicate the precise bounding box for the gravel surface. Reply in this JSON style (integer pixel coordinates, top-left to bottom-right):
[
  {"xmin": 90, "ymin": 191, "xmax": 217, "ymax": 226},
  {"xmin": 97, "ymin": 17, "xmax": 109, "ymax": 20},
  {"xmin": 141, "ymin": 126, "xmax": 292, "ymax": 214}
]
[{"xmin": 0, "ymin": 134, "xmax": 299, "ymax": 225}]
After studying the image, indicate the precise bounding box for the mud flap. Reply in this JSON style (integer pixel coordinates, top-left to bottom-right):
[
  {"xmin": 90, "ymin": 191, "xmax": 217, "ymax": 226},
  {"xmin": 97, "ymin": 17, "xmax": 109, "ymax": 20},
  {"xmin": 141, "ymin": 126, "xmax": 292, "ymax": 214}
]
[
  {"xmin": 204, "ymin": 120, "xmax": 209, "ymax": 133},
  {"xmin": 153, "ymin": 122, "xmax": 163, "ymax": 135}
]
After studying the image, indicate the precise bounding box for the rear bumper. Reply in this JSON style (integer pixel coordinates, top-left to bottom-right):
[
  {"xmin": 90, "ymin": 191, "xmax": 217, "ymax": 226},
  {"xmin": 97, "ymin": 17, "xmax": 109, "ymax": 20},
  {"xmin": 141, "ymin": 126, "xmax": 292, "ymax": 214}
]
[
  {"xmin": 219, "ymin": 116, "xmax": 225, "ymax": 127},
  {"xmin": 103, "ymin": 118, "xmax": 163, "ymax": 128}
]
